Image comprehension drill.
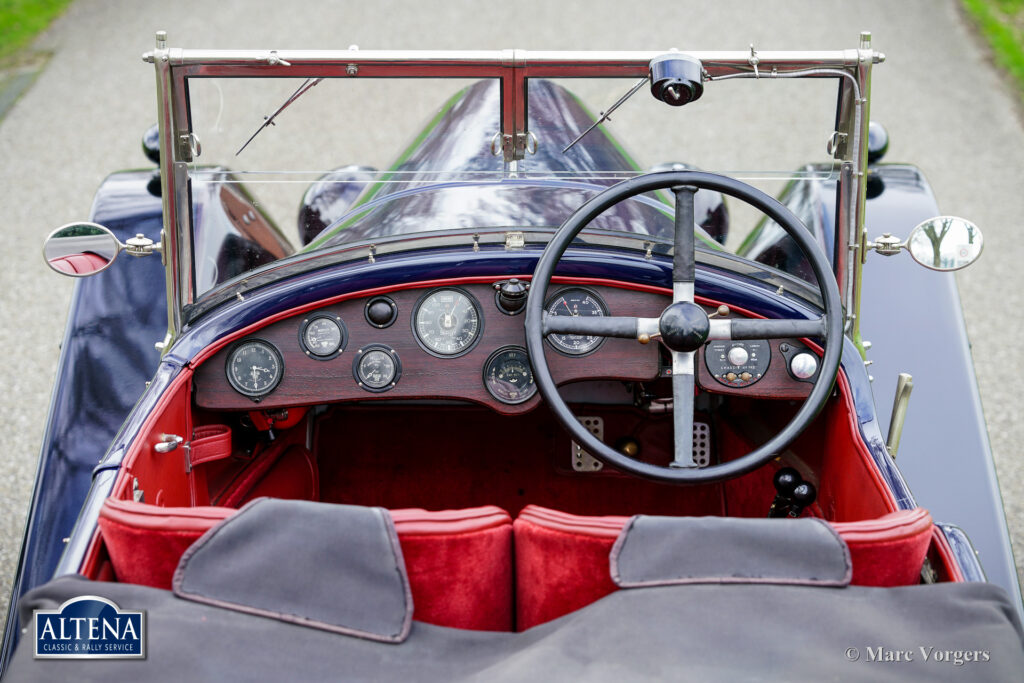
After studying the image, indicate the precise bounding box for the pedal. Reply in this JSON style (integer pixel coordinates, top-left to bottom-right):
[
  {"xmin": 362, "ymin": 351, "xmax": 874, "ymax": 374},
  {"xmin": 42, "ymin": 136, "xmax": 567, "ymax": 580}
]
[
  {"xmin": 572, "ymin": 417, "xmax": 604, "ymax": 472},
  {"xmin": 571, "ymin": 418, "xmax": 712, "ymax": 471}
]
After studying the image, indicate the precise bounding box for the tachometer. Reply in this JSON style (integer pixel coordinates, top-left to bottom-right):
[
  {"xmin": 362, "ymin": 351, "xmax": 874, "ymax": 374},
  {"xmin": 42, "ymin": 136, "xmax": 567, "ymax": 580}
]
[
  {"xmin": 226, "ymin": 339, "xmax": 284, "ymax": 401},
  {"xmin": 413, "ymin": 288, "xmax": 483, "ymax": 357},
  {"xmin": 483, "ymin": 346, "xmax": 537, "ymax": 404},
  {"xmin": 544, "ymin": 288, "xmax": 609, "ymax": 356}
]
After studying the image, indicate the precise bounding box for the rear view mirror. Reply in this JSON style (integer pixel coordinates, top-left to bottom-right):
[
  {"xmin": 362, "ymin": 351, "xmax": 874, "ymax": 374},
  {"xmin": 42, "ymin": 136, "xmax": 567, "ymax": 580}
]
[
  {"xmin": 906, "ymin": 216, "xmax": 984, "ymax": 271},
  {"xmin": 43, "ymin": 223, "xmax": 121, "ymax": 277}
]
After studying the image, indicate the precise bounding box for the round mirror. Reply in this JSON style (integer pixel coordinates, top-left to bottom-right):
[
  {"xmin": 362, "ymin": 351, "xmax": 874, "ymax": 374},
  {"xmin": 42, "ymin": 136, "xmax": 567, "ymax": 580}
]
[
  {"xmin": 43, "ymin": 222, "xmax": 121, "ymax": 277},
  {"xmin": 907, "ymin": 216, "xmax": 983, "ymax": 271}
]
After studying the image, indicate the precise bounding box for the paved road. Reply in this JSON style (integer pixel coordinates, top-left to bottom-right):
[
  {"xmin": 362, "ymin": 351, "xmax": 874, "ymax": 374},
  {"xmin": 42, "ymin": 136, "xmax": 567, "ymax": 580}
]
[{"xmin": 2, "ymin": 0, "xmax": 1023, "ymax": 625}]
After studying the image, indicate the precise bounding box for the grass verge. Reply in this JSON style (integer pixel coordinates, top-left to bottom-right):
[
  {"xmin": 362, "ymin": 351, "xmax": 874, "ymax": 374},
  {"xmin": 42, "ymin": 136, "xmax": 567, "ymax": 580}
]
[
  {"xmin": 962, "ymin": 0, "xmax": 1024, "ymax": 102},
  {"xmin": 0, "ymin": 0, "xmax": 74, "ymax": 64}
]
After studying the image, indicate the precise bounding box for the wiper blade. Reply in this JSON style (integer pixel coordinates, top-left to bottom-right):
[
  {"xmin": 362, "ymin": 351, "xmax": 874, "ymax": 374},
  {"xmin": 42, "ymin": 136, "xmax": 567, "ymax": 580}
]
[
  {"xmin": 562, "ymin": 76, "xmax": 648, "ymax": 154},
  {"xmin": 236, "ymin": 77, "xmax": 323, "ymax": 156}
]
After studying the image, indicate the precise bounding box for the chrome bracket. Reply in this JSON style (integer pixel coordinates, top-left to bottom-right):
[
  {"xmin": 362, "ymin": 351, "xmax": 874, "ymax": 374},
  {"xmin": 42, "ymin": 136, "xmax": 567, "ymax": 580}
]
[
  {"xmin": 866, "ymin": 232, "xmax": 905, "ymax": 256},
  {"xmin": 748, "ymin": 44, "xmax": 760, "ymax": 78},
  {"xmin": 124, "ymin": 233, "xmax": 163, "ymax": 257},
  {"xmin": 132, "ymin": 477, "xmax": 145, "ymax": 503},
  {"xmin": 176, "ymin": 132, "xmax": 201, "ymax": 161},
  {"xmin": 504, "ymin": 231, "xmax": 526, "ymax": 249}
]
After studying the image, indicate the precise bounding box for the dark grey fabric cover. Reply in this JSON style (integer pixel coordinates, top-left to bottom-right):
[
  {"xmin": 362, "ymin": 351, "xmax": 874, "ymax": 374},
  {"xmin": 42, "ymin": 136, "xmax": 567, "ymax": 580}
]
[
  {"xmin": 172, "ymin": 499, "xmax": 412, "ymax": 643},
  {"xmin": 8, "ymin": 575, "xmax": 1024, "ymax": 682},
  {"xmin": 611, "ymin": 515, "xmax": 852, "ymax": 587}
]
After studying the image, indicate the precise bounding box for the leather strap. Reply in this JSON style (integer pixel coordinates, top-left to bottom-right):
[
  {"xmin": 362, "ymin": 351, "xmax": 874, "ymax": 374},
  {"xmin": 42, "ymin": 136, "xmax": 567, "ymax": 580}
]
[{"xmin": 189, "ymin": 425, "xmax": 233, "ymax": 469}]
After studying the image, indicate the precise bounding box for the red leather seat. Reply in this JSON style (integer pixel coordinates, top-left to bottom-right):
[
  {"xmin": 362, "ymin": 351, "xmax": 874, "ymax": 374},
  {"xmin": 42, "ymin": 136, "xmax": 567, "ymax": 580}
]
[
  {"xmin": 98, "ymin": 499, "xmax": 513, "ymax": 631},
  {"xmin": 513, "ymin": 504, "xmax": 935, "ymax": 630}
]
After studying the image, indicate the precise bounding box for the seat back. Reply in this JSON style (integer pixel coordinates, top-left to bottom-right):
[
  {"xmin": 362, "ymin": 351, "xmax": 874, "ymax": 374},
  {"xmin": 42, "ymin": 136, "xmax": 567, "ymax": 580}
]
[
  {"xmin": 513, "ymin": 505, "xmax": 935, "ymax": 630},
  {"xmin": 98, "ymin": 499, "xmax": 513, "ymax": 631}
]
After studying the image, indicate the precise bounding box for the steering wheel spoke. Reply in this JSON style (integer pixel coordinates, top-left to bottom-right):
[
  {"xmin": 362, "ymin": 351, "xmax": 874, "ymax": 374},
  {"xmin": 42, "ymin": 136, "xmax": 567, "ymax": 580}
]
[
  {"xmin": 672, "ymin": 185, "xmax": 698, "ymax": 303},
  {"xmin": 708, "ymin": 316, "xmax": 828, "ymax": 341},
  {"xmin": 670, "ymin": 351, "xmax": 697, "ymax": 468},
  {"xmin": 542, "ymin": 312, "xmax": 661, "ymax": 341}
]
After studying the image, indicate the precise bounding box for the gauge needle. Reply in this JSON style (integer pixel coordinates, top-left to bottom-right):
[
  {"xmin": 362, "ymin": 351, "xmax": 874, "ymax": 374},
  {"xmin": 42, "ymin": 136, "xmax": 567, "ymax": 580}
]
[{"xmin": 562, "ymin": 300, "xmax": 576, "ymax": 316}]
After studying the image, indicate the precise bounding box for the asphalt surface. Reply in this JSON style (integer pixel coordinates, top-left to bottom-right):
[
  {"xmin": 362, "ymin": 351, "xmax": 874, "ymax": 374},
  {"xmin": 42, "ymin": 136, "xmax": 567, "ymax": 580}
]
[{"xmin": 2, "ymin": 0, "xmax": 1023, "ymax": 627}]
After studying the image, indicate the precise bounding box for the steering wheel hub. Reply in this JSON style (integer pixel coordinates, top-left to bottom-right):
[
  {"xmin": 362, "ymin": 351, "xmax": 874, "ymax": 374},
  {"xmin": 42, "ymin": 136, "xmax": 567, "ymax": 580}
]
[{"xmin": 659, "ymin": 302, "xmax": 710, "ymax": 352}]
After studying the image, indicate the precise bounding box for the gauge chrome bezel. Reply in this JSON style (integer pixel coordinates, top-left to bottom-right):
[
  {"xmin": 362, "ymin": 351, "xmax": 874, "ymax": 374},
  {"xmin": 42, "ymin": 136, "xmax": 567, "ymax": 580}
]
[
  {"xmin": 411, "ymin": 287, "xmax": 484, "ymax": 359},
  {"xmin": 224, "ymin": 338, "xmax": 285, "ymax": 401},
  {"xmin": 542, "ymin": 287, "xmax": 609, "ymax": 357},
  {"xmin": 352, "ymin": 344, "xmax": 402, "ymax": 393},
  {"xmin": 298, "ymin": 313, "xmax": 347, "ymax": 360},
  {"xmin": 482, "ymin": 345, "xmax": 537, "ymax": 405}
]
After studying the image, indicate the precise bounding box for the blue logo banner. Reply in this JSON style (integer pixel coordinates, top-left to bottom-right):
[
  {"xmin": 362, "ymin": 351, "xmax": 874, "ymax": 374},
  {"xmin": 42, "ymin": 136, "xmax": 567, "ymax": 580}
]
[{"xmin": 34, "ymin": 596, "xmax": 146, "ymax": 659}]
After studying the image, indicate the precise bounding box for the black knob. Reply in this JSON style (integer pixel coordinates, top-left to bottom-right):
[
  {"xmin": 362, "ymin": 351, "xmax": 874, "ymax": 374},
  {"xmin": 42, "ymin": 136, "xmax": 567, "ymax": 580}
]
[
  {"xmin": 496, "ymin": 278, "xmax": 528, "ymax": 315},
  {"xmin": 773, "ymin": 467, "xmax": 801, "ymax": 496},
  {"xmin": 787, "ymin": 482, "xmax": 817, "ymax": 518},
  {"xmin": 365, "ymin": 297, "xmax": 397, "ymax": 328},
  {"xmin": 142, "ymin": 124, "xmax": 160, "ymax": 164}
]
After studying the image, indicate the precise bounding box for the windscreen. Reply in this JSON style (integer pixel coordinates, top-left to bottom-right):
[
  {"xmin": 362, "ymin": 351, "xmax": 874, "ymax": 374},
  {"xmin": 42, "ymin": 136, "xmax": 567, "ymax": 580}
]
[{"xmin": 184, "ymin": 74, "xmax": 839, "ymax": 297}]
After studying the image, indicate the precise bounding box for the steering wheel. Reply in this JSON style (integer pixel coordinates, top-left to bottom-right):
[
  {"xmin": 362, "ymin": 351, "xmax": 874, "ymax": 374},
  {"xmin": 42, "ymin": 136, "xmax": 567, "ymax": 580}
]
[{"xmin": 524, "ymin": 171, "xmax": 843, "ymax": 483}]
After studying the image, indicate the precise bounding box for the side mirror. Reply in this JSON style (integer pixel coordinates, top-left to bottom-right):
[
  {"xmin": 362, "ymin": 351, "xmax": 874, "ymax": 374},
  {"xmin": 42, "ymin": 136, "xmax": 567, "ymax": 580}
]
[
  {"xmin": 43, "ymin": 223, "xmax": 162, "ymax": 277},
  {"xmin": 43, "ymin": 223, "xmax": 121, "ymax": 277},
  {"xmin": 906, "ymin": 216, "xmax": 983, "ymax": 271},
  {"xmin": 867, "ymin": 216, "xmax": 983, "ymax": 272}
]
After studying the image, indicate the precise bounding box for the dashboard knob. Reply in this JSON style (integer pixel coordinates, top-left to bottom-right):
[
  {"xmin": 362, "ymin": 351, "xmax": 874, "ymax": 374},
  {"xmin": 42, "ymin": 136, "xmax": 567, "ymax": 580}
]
[
  {"xmin": 727, "ymin": 346, "xmax": 749, "ymax": 366},
  {"xmin": 790, "ymin": 352, "xmax": 818, "ymax": 379}
]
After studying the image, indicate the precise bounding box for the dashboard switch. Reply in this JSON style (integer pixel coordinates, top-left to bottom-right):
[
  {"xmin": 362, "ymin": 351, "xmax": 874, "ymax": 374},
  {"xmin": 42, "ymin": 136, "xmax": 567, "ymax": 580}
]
[
  {"xmin": 790, "ymin": 352, "xmax": 818, "ymax": 379},
  {"xmin": 727, "ymin": 346, "xmax": 749, "ymax": 366}
]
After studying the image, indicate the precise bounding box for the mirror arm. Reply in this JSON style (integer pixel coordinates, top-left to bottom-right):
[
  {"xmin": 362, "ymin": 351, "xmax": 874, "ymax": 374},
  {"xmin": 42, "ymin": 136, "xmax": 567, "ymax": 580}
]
[
  {"xmin": 123, "ymin": 233, "xmax": 163, "ymax": 257},
  {"xmin": 865, "ymin": 232, "xmax": 905, "ymax": 257}
]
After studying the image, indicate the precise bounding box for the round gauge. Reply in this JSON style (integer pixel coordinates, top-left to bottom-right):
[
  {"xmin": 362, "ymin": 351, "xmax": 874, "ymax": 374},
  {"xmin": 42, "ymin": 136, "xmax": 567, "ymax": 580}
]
[
  {"xmin": 299, "ymin": 314, "xmax": 346, "ymax": 360},
  {"xmin": 483, "ymin": 346, "xmax": 537, "ymax": 405},
  {"xmin": 225, "ymin": 339, "xmax": 284, "ymax": 401},
  {"xmin": 544, "ymin": 288, "xmax": 609, "ymax": 356},
  {"xmin": 413, "ymin": 288, "xmax": 483, "ymax": 357},
  {"xmin": 353, "ymin": 345, "xmax": 402, "ymax": 392}
]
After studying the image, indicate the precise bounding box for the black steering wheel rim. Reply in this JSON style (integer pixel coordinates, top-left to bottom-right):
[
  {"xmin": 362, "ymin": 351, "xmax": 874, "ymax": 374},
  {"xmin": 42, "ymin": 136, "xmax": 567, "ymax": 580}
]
[{"xmin": 524, "ymin": 170, "xmax": 844, "ymax": 484}]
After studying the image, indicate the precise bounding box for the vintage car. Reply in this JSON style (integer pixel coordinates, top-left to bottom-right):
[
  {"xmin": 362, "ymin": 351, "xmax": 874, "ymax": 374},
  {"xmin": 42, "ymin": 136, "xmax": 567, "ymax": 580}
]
[{"xmin": 3, "ymin": 32, "xmax": 1023, "ymax": 679}]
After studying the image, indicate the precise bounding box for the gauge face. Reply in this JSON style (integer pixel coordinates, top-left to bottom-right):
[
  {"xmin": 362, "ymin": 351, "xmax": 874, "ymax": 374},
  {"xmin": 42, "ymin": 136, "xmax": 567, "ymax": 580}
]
[
  {"xmin": 544, "ymin": 288, "xmax": 609, "ymax": 356},
  {"xmin": 226, "ymin": 340, "xmax": 284, "ymax": 400},
  {"xmin": 300, "ymin": 315, "xmax": 345, "ymax": 359},
  {"xmin": 353, "ymin": 345, "xmax": 401, "ymax": 392},
  {"xmin": 483, "ymin": 346, "xmax": 537, "ymax": 405},
  {"xmin": 413, "ymin": 288, "xmax": 483, "ymax": 357}
]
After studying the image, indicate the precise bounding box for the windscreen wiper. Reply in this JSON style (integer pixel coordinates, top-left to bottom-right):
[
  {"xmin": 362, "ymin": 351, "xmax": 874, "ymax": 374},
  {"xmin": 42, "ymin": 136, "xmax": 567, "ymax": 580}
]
[
  {"xmin": 236, "ymin": 78, "xmax": 323, "ymax": 156},
  {"xmin": 562, "ymin": 76, "xmax": 648, "ymax": 154}
]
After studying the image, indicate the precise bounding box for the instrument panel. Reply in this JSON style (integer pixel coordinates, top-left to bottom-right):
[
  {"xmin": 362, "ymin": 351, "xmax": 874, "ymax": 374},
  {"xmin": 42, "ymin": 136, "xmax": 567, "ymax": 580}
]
[
  {"xmin": 195, "ymin": 283, "xmax": 664, "ymax": 414},
  {"xmin": 195, "ymin": 282, "xmax": 823, "ymax": 412}
]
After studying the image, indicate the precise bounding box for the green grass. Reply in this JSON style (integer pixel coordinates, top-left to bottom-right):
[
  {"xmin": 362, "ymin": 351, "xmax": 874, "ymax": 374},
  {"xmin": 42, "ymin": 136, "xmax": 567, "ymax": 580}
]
[
  {"xmin": 0, "ymin": 0, "xmax": 74, "ymax": 63},
  {"xmin": 962, "ymin": 0, "xmax": 1024, "ymax": 101}
]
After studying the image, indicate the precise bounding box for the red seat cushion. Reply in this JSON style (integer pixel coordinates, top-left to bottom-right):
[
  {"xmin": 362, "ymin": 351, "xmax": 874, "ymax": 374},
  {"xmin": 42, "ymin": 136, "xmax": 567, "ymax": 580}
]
[
  {"xmin": 391, "ymin": 506, "xmax": 512, "ymax": 631},
  {"xmin": 514, "ymin": 505, "xmax": 629, "ymax": 631},
  {"xmin": 514, "ymin": 505, "xmax": 935, "ymax": 629},
  {"xmin": 98, "ymin": 500, "xmax": 512, "ymax": 631},
  {"xmin": 832, "ymin": 508, "xmax": 933, "ymax": 587}
]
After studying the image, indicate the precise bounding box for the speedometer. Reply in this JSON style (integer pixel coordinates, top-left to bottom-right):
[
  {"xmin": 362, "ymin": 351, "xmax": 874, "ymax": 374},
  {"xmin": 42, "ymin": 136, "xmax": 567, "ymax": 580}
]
[
  {"xmin": 413, "ymin": 288, "xmax": 483, "ymax": 357},
  {"xmin": 544, "ymin": 288, "xmax": 609, "ymax": 356}
]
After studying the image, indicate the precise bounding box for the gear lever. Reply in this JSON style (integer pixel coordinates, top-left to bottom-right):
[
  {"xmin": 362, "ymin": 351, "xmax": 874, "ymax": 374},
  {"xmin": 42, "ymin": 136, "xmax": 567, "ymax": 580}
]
[{"xmin": 768, "ymin": 467, "xmax": 801, "ymax": 518}]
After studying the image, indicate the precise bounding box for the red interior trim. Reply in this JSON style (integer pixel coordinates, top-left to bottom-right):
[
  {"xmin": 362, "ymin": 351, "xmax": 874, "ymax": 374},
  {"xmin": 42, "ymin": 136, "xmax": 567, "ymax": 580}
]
[{"xmin": 391, "ymin": 506, "xmax": 511, "ymax": 535}]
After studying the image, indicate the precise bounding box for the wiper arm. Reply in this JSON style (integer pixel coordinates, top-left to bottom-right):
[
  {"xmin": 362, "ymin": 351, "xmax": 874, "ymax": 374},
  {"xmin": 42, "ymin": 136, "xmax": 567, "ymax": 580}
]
[
  {"xmin": 236, "ymin": 77, "xmax": 323, "ymax": 156},
  {"xmin": 562, "ymin": 76, "xmax": 648, "ymax": 154}
]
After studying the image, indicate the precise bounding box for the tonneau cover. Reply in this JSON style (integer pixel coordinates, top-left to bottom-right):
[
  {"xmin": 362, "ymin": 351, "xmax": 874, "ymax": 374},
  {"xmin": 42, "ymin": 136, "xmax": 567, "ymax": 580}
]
[{"xmin": 8, "ymin": 574, "xmax": 1023, "ymax": 681}]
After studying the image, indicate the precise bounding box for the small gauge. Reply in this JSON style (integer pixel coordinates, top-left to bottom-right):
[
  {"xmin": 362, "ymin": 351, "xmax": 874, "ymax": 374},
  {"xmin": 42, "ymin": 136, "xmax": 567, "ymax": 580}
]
[
  {"xmin": 413, "ymin": 288, "xmax": 483, "ymax": 357},
  {"xmin": 483, "ymin": 346, "xmax": 537, "ymax": 405},
  {"xmin": 299, "ymin": 314, "xmax": 346, "ymax": 360},
  {"xmin": 226, "ymin": 339, "xmax": 284, "ymax": 401},
  {"xmin": 544, "ymin": 288, "xmax": 609, "ymax": 356},
  {"xmin": 353, "ymin": 344, "xmax": 401, "ymax": 392}
]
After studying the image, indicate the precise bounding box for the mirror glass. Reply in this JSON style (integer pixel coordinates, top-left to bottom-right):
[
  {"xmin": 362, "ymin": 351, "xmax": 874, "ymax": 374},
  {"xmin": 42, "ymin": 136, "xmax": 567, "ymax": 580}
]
[
  {"xmin": 43, "ymin": 222, "xmax": 120, "ymax": 277},
  {"xmin": 907, "ymin": 216, "xmax": 983, "ymax": 271}
]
